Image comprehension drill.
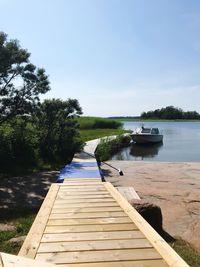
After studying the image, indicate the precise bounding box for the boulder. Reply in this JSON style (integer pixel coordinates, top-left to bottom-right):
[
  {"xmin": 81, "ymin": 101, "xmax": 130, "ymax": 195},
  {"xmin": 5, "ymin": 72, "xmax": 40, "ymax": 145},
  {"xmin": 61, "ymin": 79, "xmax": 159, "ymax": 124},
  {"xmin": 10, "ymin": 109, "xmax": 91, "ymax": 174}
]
[
  {"xmin": 0, "ymin": 223, "xmax": 16, "ymax": 232},
  {"xmin": 8, "ymin": 236, "xmax": 26, "ymax": 246},
  {"xmin": 129, "ymin": 199, "xmax": 163, "ymax": 234}
]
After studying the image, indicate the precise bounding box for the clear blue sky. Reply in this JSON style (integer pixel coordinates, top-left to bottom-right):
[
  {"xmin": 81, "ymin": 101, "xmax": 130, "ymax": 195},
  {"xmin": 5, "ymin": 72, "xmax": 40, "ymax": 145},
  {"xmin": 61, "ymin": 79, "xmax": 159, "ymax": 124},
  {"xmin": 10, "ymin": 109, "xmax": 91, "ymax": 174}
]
[{"xmin": 1, "ymin": 0, "xmax": 200, "ymax": 116}]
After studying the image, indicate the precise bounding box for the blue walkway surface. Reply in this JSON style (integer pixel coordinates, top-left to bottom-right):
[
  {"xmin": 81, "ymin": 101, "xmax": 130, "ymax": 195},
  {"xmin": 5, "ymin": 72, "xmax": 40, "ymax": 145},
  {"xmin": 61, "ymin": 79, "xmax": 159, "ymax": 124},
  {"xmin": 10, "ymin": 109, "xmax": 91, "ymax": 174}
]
[
  {"xmin": 70, "ymin": 161, "xmax": 98, "ymax": 168},
  {"xmin": 57, "ymin": 160, "xmax": 102, "ymax": 182}
]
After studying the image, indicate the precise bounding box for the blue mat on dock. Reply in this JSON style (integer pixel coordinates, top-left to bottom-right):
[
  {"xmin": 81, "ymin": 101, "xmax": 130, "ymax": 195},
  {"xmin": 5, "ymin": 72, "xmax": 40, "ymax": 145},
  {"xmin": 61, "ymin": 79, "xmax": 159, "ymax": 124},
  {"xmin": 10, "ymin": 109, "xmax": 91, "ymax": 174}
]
[
  {"xmin": 70, "ymin": 162, "xmax": 98, "ymax": 168},
  {"xmin": 57, "ymin": 163, "xmax": 101, "ymax": 182},
  {"xmin": 60, "ymin": 169, "xmax": 101, "ymax": 178}
]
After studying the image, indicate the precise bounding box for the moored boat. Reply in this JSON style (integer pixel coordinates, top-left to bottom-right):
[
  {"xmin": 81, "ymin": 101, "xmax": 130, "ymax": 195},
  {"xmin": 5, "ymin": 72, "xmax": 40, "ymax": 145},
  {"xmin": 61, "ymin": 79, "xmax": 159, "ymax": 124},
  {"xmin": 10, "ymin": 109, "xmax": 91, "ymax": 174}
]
[{"xmin": 130, "ymin": 127, "xmax": 163, "ymax": 144}]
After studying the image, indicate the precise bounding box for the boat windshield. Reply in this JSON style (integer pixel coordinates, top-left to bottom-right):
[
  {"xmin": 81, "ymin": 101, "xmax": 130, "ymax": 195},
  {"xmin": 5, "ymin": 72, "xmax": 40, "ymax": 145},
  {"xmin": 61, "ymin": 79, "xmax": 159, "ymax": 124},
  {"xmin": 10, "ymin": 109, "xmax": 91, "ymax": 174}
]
[
  {"xmin": 151, "ymin": 128, "xmax": 159, "ymax": 134},
  {"xmin": 141, "ymin": 128, "xmax": 159, "ymax": 134},
  {"xmin": 141, "ymin": 128, "xmax": 151, "ymax": 134}
]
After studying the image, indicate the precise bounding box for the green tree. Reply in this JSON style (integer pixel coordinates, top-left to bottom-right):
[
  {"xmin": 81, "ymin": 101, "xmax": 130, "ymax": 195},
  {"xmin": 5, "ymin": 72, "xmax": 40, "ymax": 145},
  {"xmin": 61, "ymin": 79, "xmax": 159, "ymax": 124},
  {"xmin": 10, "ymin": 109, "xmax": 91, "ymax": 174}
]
[
  {"xmin": 0, "ymin": 31, "xmax": 50, "ymax": 124},
  {"xmin": 38, "ymin": 98, "xmax": 83, "ymax": 165},
  {"xmin": 140, "ymin": 106, "xmax": 200, "ymax": 120},
  {"xmin": 0, "ymin": 117, "xmax": 39, "ymax": 172}
]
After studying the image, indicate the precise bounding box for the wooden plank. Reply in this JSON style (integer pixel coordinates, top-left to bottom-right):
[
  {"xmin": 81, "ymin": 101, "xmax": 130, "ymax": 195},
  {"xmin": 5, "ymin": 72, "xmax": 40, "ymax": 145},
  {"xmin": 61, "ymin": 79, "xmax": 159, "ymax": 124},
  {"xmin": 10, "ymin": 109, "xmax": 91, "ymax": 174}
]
[
  {"xmin": 38, "ymin": 239, "xmax": 153, "ymax": 253},
  {"xmin": 57, "ymin": 192, "xmax": 110, "ymax": 196},
  {"xmin": 59, "ymin": 188, "xmax": 106, "ymax": 192},
  {"xmin": 63, "ymin": 179, "xmax": 101, "ymax": 183},
  {"xmin": 117, "ymin": 187, "xmax": 140, "ymax": 201},
  {"xmin": 57, "ymin": 194, "xmax": 112, "ymax": 199},
  {"xmin": 41, "ymin": 230, "xmax": 145, "ymax": 242},
  {"xmin": 51, "ymin": 206, "xmax": 122, "ymax": 213},
  {"xmin": 56, "ymin": 193, "xmax": 110, "ymax": 198},
  {"xmin": 0, "ymin": 253, "xmax": 3, "ymax": 267},
  {"xmin": 55, "ymin": 198, "xmax": 116, "ymax": 203},
  {"xmin": 18, "ymin": 184, "xmax": 59, "ymax": 259},
  {"xmin": 72, "ymin": 158, "xmax": 96, "ymax": 162},
  {"xmin": 49, "ymin": 211, "xmax": 126, "ymax": 219},
  {"xmin": 63, "ymin": 179, "xmax": 101, "ymax": 182},
  {"xmin": 52, "ymin": 259, "xmax": 169, "ymax": 267},
  {"xmin": 35, "ymin": 248, "xmax": 162, "ymax": 264},
  {"xmin": 60, "ymin": 181, "xmax": 103, "ymax": 185},
  {"xmin": 60, "ymin": 189, "xmax": 108, "ymax": 194},
  {"xmin": 58, "ymin": 187, "xmax": 105, "ymax": 191},
  {"xmin": 45, "ymin": 223, "xmax": 137, "ymax": 233},
  {"xmin": 0, "ymin": 252, "xmax": 57, "ymax": 267},
  {"xmin": 104, "ymin": 182, "xmax": 189, "ymax": 267},
  {"xmin": 62, "ymin": 183, "xmax": 102, "ymax": 186},
  {"xmin": 53, "ymin": 201, "xmax": 118, "ymax": 207},
  {"xmin": 60, "ymin": 182, "xmax": 104, "ymax": 185},
  {"xmin": 47, "ymin": 217, "xmax": 132, "ymax": 226}
]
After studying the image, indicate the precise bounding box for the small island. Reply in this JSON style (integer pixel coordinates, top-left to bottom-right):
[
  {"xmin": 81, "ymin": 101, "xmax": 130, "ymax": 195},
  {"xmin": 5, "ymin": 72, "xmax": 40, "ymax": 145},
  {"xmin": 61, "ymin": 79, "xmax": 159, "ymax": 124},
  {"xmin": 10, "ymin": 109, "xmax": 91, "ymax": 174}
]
[{"xmin": 109, "ymin": 106, "xmax": 200, "ymax": 121}]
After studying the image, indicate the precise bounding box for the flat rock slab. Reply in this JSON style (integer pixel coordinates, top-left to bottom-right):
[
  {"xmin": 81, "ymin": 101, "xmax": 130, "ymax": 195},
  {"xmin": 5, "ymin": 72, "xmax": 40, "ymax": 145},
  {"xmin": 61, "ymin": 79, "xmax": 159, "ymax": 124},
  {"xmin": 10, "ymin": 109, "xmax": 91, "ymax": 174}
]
[{"xmin": 102, "ymin": 161, "xmax": 200, "ymax": 252}]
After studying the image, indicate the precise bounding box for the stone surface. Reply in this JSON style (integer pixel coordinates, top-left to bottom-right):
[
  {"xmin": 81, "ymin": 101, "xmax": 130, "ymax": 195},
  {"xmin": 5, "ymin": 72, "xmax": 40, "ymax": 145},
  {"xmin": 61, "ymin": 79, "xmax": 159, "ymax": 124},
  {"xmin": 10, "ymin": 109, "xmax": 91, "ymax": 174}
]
[
  {"xmin": 0, "ymin": 223, "xmax": 16, "ymax": 232},
  {"xmin": 8, "ymin": 236, "xmax": 26, "ymax": 246},
  {"xmin": 102, "ymin": 160, "xmax": 200, "ymax": 251}
]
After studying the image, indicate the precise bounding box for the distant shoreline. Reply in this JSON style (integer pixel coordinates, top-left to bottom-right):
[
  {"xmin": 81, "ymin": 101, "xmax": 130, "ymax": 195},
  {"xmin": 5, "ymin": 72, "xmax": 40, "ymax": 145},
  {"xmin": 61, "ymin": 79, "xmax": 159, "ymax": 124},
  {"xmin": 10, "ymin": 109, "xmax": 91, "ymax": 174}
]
[{"xmin": 109, "ymin": 118, "xmax": 200, "ymax": 122}]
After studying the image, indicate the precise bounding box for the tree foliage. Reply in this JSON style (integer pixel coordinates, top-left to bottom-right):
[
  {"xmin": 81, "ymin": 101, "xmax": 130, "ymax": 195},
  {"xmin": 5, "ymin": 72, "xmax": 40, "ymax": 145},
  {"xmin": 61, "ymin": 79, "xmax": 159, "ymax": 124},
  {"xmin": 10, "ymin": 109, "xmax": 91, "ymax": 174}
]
[
  {"xmin": 0, "ymin": 98, "xmax": 83, "ymax": 173},
  {"xmin": 0, "ymin": 32, "xmax": 84, "ymax": 174},
  {"xmin": 0, "ymin": 117, "xmax": 39, "ymax": 172},
  {"xmin": 141, "ymin": 106, "xmax": 200, "ymax": 120},
  {"xmin": 0, "ymin": 31, "xmax": 50, "ymax": 124},
  {"xmin": 38, "ymin": 98, "xmax": 83, "ymax": 165}
]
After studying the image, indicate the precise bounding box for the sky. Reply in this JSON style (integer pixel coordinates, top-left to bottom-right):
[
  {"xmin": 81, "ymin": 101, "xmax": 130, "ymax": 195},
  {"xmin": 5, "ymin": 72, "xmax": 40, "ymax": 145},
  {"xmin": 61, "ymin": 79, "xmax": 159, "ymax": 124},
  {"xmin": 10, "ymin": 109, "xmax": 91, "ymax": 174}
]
[{"xmin": 1, "ymin": 0, "xmax": 200, "ymax": 117}]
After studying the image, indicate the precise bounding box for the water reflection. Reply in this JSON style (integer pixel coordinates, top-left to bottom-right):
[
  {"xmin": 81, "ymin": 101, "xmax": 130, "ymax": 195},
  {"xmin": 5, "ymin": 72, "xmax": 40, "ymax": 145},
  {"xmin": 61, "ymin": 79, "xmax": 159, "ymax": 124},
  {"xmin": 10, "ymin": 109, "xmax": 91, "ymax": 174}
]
[
  {"xmin": 112, "ymin": 121, "xmax": 200, "ymax": 162},
  {"xmin": 130, "ymin": 142, "xmax": 163, "ymax": 160}
]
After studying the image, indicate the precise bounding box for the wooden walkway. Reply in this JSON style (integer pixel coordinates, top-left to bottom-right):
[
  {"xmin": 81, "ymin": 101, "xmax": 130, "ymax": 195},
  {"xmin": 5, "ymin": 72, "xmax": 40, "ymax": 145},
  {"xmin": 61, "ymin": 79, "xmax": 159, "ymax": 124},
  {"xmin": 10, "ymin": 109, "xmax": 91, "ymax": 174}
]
[
  {"xmin": 19, "ymin": 178, "xmax": 189, "ymax": 266},
  {"xmin": 0, "ymin": 252, "xmax": 56, "ymax": 267}
]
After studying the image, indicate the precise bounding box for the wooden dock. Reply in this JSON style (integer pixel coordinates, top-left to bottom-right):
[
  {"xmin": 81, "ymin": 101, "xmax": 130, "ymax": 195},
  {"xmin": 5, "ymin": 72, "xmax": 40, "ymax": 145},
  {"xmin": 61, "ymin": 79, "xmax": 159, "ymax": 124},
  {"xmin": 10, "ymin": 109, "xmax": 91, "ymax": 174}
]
[
  {"xmin": 18, "ymin": 177, "xmax": 189, "ymax": 266},
  {"xmin": 0, "ymin": 141, "xmax": 190, "ymax": 266}
]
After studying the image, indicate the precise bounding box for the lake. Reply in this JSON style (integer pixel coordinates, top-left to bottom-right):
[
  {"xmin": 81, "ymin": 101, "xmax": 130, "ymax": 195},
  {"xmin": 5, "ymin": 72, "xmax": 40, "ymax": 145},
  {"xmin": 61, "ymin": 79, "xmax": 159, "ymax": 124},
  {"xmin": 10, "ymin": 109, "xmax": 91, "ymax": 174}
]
[{"xmin": 112, "ymin": 121, "xmax": 200, "ymax": 162}]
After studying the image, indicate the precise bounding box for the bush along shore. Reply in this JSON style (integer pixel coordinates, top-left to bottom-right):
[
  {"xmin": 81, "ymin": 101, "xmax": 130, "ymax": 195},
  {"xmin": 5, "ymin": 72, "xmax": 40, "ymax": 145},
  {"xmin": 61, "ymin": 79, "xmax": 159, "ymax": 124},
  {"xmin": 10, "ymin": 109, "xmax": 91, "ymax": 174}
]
[{"xmin": 95, "ymin": 135, "xmax": 131, "ymax": 162}]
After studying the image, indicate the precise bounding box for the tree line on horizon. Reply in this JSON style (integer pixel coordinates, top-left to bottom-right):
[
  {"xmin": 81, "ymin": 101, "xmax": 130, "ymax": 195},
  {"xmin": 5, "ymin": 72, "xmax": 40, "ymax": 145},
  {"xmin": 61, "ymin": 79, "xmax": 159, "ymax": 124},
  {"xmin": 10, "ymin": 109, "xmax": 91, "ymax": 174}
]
[{"xmin": 141, "ymin": 106, "xmax": 200, "ymax": 120}]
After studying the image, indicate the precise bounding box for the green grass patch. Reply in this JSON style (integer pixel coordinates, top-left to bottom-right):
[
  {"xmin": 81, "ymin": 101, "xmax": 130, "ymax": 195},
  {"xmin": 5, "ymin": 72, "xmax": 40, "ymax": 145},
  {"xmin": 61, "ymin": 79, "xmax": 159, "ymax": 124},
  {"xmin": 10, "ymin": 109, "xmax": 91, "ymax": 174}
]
[
  {"xmin": 0, "ymin": 208, "xmax": 37, "ymax": 254},
  {"xmin": 80, "ymin": 128, "xmax": 130, "ymax": 142},
  {"xmin": 77, "ymin": 116, "xmax": 122, "ymax": 129},
  {"xmin": 170, "ymin": 238, "xmax": 200, "ymax": 267}
]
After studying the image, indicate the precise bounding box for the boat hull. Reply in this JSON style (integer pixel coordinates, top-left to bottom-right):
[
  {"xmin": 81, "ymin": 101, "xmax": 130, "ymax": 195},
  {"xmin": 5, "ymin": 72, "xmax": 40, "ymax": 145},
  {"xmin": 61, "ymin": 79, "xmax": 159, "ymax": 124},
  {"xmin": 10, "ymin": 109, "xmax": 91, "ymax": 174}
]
[{"xmin": 130, "ymin": 134, "xmax": 163, "ymax": 144}]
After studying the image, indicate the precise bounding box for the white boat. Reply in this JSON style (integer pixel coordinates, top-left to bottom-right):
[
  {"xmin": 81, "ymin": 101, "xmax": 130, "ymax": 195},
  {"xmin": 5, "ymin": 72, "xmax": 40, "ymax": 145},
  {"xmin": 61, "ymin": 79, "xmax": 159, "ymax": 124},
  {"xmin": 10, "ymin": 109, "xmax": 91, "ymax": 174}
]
[{"xmin": 130, "ymin": 127, "xmax": 163, "ymax": 144}]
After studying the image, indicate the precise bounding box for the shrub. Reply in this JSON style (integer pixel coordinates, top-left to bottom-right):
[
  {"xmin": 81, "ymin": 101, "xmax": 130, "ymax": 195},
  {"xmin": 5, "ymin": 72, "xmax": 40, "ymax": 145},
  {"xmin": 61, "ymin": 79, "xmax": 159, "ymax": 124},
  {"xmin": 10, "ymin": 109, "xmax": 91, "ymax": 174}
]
[
  {"xmin": 0, "ymin": 118, "xmax": 39, "ymax": 172},
  {"xmin": 95, "ymin": 135, "xmax": 131, "ymax": 162}
]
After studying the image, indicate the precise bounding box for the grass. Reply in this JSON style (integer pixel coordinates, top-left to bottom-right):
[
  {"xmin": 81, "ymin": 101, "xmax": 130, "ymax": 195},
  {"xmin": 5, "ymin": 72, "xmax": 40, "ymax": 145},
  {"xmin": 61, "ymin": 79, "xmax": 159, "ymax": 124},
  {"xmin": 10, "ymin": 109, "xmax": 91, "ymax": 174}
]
[
  {"xmin": 77, "ymin": 116, "xmax": 122, "ymax": 129},
  {"xmin": 170, "ymin": 238, "xmax": 200, "ymax": 267},
  {"xmin": 80, "ymin": 128, "xmax": 130, "ymax": 142},
  {"xmin": 0, "ymin": 208, "xmax": 37, "ymax": 254}
]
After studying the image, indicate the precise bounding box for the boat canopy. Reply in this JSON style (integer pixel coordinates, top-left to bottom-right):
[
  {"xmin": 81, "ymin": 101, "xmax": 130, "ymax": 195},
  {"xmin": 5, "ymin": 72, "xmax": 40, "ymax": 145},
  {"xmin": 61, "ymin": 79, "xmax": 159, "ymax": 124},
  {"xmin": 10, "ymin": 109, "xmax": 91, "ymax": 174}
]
[{"xmin": 141, "ymin": 127, "xmax": 159, "ymax": 134}]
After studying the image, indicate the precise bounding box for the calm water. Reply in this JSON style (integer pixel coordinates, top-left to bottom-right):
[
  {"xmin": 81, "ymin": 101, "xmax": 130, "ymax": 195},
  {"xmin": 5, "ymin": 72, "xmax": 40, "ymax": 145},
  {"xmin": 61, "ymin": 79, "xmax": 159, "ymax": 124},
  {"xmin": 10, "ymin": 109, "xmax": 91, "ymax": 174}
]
[{"xmin": 112, "ymin": 121, "xmax": 200, "ymax": 162}]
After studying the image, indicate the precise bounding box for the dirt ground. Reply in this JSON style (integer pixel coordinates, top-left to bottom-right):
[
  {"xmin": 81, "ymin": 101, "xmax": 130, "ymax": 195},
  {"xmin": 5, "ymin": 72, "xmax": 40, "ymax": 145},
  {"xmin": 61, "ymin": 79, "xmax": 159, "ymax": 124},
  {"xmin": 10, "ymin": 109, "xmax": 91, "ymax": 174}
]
[
  {"xmin": 101, "ymin": 161, "xmax": 200, "ymax": 252},
  {"xmin": 0, "ymin": 171, "xmax": 58, "ymax": 210},
  {"xmin": 0, "ymin": 161, "xmax": 200, "ymax": 252}
]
